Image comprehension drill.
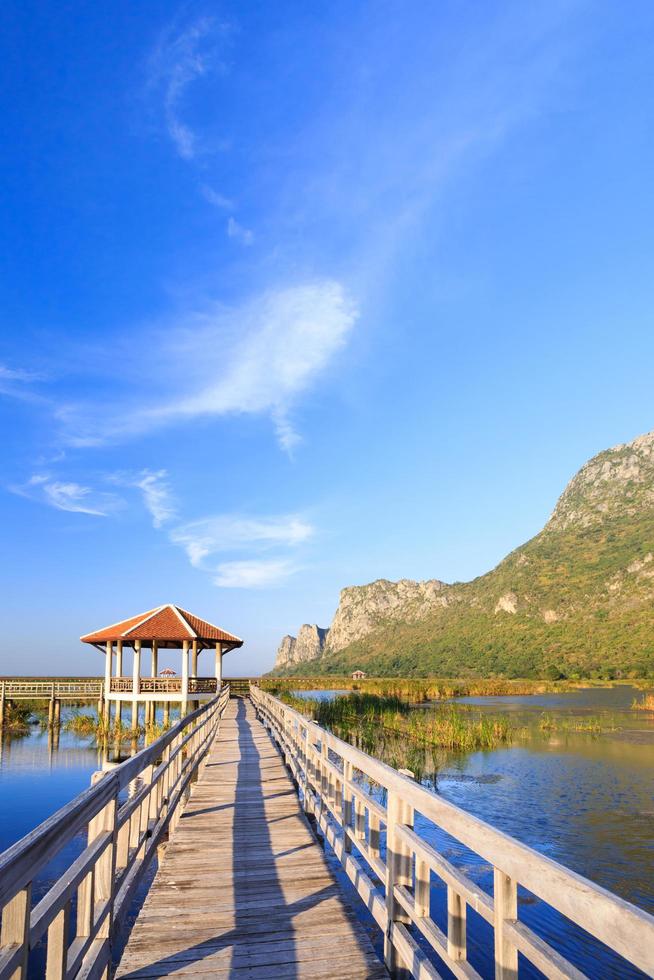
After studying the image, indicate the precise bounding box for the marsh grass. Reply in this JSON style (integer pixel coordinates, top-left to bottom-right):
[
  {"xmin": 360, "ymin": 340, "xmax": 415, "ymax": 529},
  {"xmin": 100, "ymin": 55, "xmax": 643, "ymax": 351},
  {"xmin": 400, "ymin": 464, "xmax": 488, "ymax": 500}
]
[
  {"xmin": 262, "ymin": 676, "xmax": 623, "ymax": 702},
  {"xmin": 64, "ymin": 709, "xmax": 172, "ymax": 741},
  {"xmin": 279, "ymin": 691, "xmax": 513, "ymax": 752},
  {"xmin": 632, "ymin": 693, "xmax": 654, "ymax": 711},
  {"xmin": 537, "ymin": 712, "xmax": 610, "ymax": 734}
]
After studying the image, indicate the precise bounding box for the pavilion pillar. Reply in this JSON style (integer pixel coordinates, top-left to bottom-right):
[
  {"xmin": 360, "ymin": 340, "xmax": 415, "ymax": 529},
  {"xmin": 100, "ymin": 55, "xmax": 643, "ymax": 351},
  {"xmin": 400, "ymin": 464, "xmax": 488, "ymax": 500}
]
[
  {"xmin": 132, "ymin": 640, "xmax": 141, "ymax": 731},
  {"xmin": 147, "ymin": 643, "xmax": 158, "ymax": 727},
  {"xmin": 215, "ymin": 642, "xmax": 224, "ymax": 690},
  {"xmin": 116, "ymin": 641, "xmax": 123, "ymax": 728},
  {"xmin": 181, "ymin": 640, "xmax": 189, "ymax": 717},
  {"xmin": 191, "ymin": 640, "xmax": 200, "ymax": 710},
  {"xmin": 103, "ymin": 641, "xmax": 112, "ymax": 725}
]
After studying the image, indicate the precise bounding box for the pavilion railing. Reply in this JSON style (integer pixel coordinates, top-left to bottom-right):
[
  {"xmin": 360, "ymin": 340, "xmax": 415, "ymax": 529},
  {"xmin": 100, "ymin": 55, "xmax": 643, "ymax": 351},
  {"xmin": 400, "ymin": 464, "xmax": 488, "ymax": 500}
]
[
  {"xmin": 251, "ymin": 686, "xmax": 654, "ymax": 980},
  {"xmin": 109, "ymin": 676, "xmax": 218, "ymax": 695},
  {"xmin": 0, "ymin": 684, "xmax": 230, "ymax": 980}
]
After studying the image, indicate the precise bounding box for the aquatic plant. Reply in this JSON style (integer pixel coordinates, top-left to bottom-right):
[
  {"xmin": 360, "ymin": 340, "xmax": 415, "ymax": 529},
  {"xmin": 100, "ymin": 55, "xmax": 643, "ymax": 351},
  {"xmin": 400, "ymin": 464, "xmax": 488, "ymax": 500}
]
[
  {"xmin": 261, "ymin": 676, "xmax": 607, "ymax": 702},
  {"xmin": 632, "ymin": 693, "xmax": 654, "ymax": 711},
  {"xmin": 279, "ymin": 691, "xmax": 513, "ymax": 752}
]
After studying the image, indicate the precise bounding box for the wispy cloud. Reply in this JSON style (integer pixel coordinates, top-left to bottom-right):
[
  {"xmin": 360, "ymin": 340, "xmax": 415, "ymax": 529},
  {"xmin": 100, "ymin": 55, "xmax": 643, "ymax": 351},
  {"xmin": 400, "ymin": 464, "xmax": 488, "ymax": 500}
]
[
  {"xmin": 170, "ymin": 514, "xmax": 313, "ymax": 567},
  {"xmin": 200, "ymin": 185, "xmax": 234, "ymax": 210},
  {"xmin": 0, "ymin": 363, "xmax": 46, "ymax": 403},
  {"xmin": 10, "ymin": 474, "xmax": 124, "ymax": 517},
  {"xmin": 226, "ymin": 216, "xmax": 253, "ymax": 246},
  {"xmin": 167, "ymin": 512, "xmax": 312, "ymax": 588},
  {"xmin": 110, "ymin": 469, "xmax": 176, "ymax": 528},
  {"xmin": 58, "ymin": 280, "xmax": 357, "ymax": 451},
  {"xmin": 147, "ymin": 16, "xmax": 228, "ymax": 160},
  {"xmin": 213, "ymin": 559, "xmax": 296, "ymax": 588}
]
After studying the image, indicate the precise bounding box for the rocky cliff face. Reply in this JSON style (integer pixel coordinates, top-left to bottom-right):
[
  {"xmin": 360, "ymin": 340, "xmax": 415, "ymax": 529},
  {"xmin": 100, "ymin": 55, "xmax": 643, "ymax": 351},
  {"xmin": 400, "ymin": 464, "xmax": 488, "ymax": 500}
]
[
  {"xmin": 326, "ymin": 578, "xmax": 451, "ymax": 653},
  {"xmin": 270, "ymin": 430, "xmax": 654, "ymax": 678},
  {"xmin": 547, "ymin": 432, "xmax": 654, "ymax": 531},
  {"xmin": 274, "ymin": 624, "xmax": 329, "ymax": 669}
]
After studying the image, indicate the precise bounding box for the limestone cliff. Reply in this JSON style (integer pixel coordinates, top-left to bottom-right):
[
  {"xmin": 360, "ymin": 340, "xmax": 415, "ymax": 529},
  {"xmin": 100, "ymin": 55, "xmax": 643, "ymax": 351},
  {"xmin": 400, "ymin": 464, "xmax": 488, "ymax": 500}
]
[
  {"xmin": 274, "ymin": 624, "xmax": 329, "ymax": 669},
  {"xmin": 325, "ymin": 578, "xmax": 451, "ymax": 653}
]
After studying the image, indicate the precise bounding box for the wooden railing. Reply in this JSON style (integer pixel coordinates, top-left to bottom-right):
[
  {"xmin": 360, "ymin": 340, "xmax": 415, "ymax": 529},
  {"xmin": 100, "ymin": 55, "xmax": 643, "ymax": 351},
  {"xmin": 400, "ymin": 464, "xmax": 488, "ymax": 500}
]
[
  {"xmin": 0, "ymin": 685, "xmax": 230, "ymax": 980},
  {"xmin": 109, "ymin": 677, "xmax": 218, "ymax": 695},
  {"xmin": 251, "ymin": 686, "xmax": 654, "ymax": 980},
  {"xmin": 0, "ymin": 681, "xmax": 103, "ymax": 701}
]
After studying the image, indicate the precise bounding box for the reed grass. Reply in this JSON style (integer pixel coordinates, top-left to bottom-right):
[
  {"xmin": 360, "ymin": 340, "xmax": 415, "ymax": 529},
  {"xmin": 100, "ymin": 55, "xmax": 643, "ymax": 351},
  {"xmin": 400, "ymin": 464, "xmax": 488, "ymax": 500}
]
[
  {"xmin": 279, "ymin": 691, "xmax": 513, "ymax": 751},
  {"xmin": 632, "ymin": 693, "xmax": 654, "ymax": 711},
  {"xmin": 261, "ymin": 676, "xmax": 606, "ymax": 701}
]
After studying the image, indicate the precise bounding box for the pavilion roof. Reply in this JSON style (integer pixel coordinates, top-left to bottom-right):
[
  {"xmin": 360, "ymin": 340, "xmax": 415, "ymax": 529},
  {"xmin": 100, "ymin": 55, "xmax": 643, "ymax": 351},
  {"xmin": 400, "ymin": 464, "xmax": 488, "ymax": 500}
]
[{"xmin": 80, "ymin": 604, "xmax": 243, "ymax": 651}]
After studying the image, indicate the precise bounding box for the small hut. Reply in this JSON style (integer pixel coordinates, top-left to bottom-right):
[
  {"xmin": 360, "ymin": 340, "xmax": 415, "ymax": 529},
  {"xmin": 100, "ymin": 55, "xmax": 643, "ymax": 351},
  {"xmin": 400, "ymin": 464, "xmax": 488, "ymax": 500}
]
[
  {"xmin": 81, "ymin": 604, "xmax": 242, "ymax": 729},
  {"xmin": 351, "ymin": 670, "xmax": 366, "ymax": 680}
]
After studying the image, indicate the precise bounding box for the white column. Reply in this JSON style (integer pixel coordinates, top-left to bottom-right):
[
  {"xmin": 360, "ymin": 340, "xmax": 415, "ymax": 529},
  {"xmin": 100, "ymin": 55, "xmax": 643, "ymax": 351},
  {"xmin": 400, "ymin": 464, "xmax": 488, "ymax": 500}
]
[
  {"xmin": 115, "ymin": 641, "xmax": 123, "ymax": 727},
  {"xmin": 151, "ymin": 641, "xmax": 158, "ymax": 678},
  {"xmin": 191, "ymin": 639, "xmax": 198, "ymax": 677},
  {"xmin": 215, "ymin": 642, "xmax": 223, "ymax": 690},
  {"xmin": 104, "ymin": 641, "xmax": 113, "ymax": 697},
  {"xmin": 181, "ymin": 640, "xmax": 189, "ymax": 716},
  {"xmin": 131, "ymin": 640, "xmax": 141, "ymax": 730},
  {"xmin": 103, "ymin": 641, "xmax": 113, "ymax": 724}
]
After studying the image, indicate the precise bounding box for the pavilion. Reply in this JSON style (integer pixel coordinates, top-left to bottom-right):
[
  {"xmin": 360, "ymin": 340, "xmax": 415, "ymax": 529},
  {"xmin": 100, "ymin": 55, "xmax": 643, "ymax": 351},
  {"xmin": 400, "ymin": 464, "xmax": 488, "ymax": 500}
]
[{"xmin": 81, "ymin": 604, "xmax": 243, "ymax": 729}]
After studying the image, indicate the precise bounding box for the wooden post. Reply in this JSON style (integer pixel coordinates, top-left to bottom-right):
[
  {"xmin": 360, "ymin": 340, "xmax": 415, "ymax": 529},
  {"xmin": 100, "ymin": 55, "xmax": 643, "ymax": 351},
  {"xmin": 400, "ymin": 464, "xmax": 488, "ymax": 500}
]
[
  {"xmin": 163, "ymin": 702, "xmax": 170, "ymax": 727},
  {"xmin": 132, "ymin": 640, "xmax": 141, "ymax": 731},
  {"xmin": 181, "ymin": 640, "xmax": 189, "ymax": 717},
  {"xmin": 53, "ymin": 699, "xmax": 61, "ymax": 727},
  {"xmin": 343, "ymin": 760, "xmax": 353, "ymax": 853},
  {"xmin": 48, "ymin": 695, "xmax": 55, "ymax": 728},
  {"xmin": 447, "ymin": 885, "xmax": 466, "ymax": 961},
  {"xmin": 1, "ymin": 883, "xmax": 31, "ymax": 980},
  {"xmin": 384, "ymin": 774, "xmax": 414, "ymax": 977},
  {"xmin": 0, "ymin": 680, "xmax": 5, "ymax": 728},
  {"xmin": 494, "ymin": 868, "xmax": 518, "ymax": 980},
  {"xmin": 89, "ymin": 772, "xmax": 117, "ymax": 942},
  {"xmin": 215, "ymin": 641, "xmax": 223, "ymax": 690}
]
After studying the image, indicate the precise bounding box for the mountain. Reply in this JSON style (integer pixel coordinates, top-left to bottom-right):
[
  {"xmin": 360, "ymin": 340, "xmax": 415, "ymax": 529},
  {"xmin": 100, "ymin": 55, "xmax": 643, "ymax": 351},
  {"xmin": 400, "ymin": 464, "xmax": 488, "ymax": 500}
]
[
  {"xmin": 275, "ymin": 624, "xmax": 330, "ymax": 669},
  {"xmin": 271, "ymin": 430, "xmax": 654, "ymax": 679}
]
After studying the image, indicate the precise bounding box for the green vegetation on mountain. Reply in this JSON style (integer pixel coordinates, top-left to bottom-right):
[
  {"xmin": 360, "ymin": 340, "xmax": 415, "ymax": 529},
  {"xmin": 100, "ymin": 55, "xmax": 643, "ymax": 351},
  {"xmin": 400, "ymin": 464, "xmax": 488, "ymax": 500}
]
[{"xmin": 273, "ymin": 431, "xmax": 654, "ymax": 679}]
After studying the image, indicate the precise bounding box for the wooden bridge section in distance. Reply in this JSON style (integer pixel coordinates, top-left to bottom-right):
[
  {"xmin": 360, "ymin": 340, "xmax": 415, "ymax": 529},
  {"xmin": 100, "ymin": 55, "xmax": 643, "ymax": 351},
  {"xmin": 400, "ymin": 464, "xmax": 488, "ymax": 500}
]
[{"xmin": 116, "ymin": 698, "xmax": 385, "ymax": 979}]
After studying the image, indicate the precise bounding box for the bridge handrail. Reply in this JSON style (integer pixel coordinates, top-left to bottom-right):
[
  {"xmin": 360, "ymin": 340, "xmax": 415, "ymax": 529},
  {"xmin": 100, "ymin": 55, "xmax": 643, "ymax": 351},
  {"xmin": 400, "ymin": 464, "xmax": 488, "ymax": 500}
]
[
  {"xmin": 0, "ymin": 685, "xmax": 230, "ymax": 980},
  {"xmin": 250, "ymin": 686, "xmax": 654, "ymax": 979},
  {"xmin": 1, "ymin": 681, "xmax": 103, "ymax": 697}
]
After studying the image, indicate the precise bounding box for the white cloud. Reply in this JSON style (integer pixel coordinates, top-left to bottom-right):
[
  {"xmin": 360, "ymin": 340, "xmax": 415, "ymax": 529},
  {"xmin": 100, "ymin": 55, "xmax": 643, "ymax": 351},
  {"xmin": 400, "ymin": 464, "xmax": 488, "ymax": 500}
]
[
  {"xmin": 110, "ymin": 469, "xmax": 176, "ymax": 527},
  {"xmin": 170, "ymin": 514, "xmax": 313, "ymax": 567},
  {"xmin": 147, "ymin": 16, "xmax": 222, "ymax": 160},
  {"xmin": 213, "ymin": 559, "xmax": 296, "ymax": 588},
  {"xmin": 59, "ymin": 279, "xmax": 358, "ymax": 452},
  {"xmin": 0, "ymin": 363, "xmax": 46, "ymax": 402},
  {"xmin": 226, "ymin": 216, "xmax": 253, "ymax": 246},
  {"xmin": 201, "ymin": 185, "xmax": 234, "ymax": 210},
  {"xmin": 10, "ymin": 474, "xmax": 123, "ymax": 517}
]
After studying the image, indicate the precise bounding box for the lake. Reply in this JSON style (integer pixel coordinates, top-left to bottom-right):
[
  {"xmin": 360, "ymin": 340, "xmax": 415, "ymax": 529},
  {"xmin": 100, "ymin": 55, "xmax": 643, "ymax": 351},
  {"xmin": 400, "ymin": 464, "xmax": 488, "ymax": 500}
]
[{"xmin": 1, "ymin": 687, "xmax": 652, "ymax": 978}]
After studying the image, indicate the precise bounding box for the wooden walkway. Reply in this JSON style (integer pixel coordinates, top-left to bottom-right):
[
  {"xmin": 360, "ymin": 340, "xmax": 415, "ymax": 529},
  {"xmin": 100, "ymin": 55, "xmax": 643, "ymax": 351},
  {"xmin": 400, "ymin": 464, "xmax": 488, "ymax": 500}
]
[{"xmin": 116, "ymin": 698, "xmax": 387, "ymax": 979}]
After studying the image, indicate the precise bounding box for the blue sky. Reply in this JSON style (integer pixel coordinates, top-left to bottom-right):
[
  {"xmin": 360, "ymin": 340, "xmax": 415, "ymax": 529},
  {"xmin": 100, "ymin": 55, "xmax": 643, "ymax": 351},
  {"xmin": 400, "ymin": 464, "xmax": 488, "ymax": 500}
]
[{"xmin": 1, "ymin": 1, "xmax": 654, "ymax": 676}]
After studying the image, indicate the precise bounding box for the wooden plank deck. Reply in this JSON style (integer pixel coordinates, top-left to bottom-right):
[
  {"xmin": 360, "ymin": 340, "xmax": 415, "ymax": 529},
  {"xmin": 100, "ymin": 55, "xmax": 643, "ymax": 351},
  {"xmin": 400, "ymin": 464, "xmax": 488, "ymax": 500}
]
[{"xmin": 116, "ymin": 697, "xmax": 387, "ymax": 979}]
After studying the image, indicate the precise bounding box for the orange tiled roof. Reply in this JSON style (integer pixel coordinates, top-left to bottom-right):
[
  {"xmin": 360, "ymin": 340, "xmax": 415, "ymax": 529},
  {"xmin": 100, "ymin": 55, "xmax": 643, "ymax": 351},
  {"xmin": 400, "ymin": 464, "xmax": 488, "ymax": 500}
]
[{"xmin": 80, "ymin": 604, "xmax": 243, "ymax": 650}]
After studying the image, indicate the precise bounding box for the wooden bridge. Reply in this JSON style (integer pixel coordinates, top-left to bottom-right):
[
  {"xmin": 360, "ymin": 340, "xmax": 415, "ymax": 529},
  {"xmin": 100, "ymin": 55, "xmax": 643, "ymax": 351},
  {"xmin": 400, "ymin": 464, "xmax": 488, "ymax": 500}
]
[{"xmin": 1, "ymin": 686, "xmax": 653, "ymax": 980}]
